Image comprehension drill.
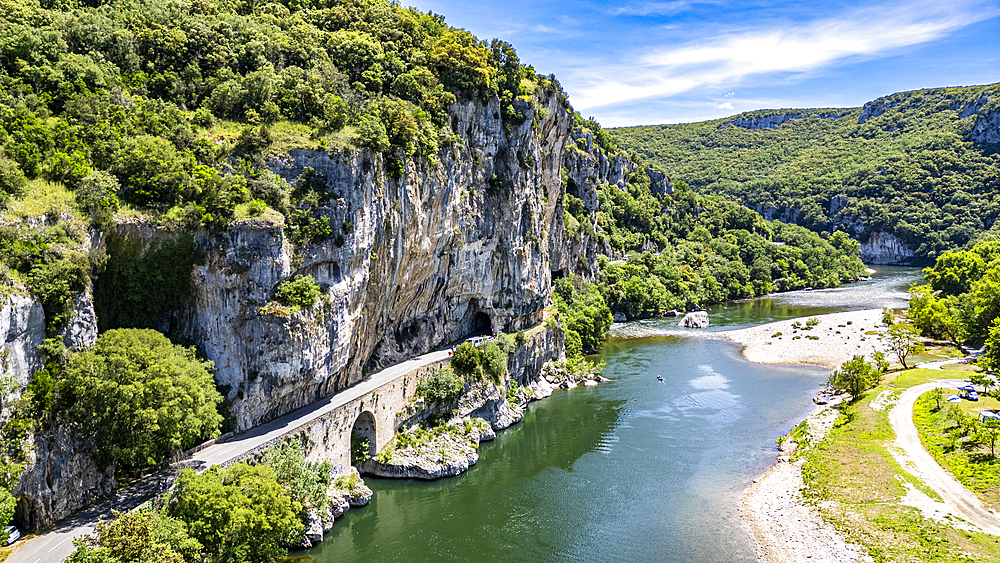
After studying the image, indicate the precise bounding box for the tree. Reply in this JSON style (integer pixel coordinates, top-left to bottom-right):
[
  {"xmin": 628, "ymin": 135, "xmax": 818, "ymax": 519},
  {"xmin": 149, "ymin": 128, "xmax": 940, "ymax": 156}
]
[
  {"xmin": 67, "ymin": 509, "xmax": 199, "ymax": 563},
  {"xmin": 882, "ymin": 307, "xmax": 894, "ymax": 327},
  {"xmin": 164, "ymin": 464, "xmax": 302, "ymax": 563},
  {"xmin": 827, "ymin": 355, "xmax": 880, "ymax": 401},
  {"xmin": 416, "ymin": 368, "xmax": 465, "ymax": 404},
  {"xmin": 929, "ymin": 388, "xmax": 944, "ymax": 411},
  {"xmin": 885, "ymin": 323, "xmax": 924, "ymax": 370},
  {"xmin": 0, "ymin": 488, "xmax": 15, "ymax": 530},
  {"xmin": 57, "ymin": 329, "xmax": 224, "ymax": 474},
  {"xmin": 258, "ymin": 440, "xmax": 331, "ymax": 522},
  {"xmin": 979, "ymin": 319, "xmax": 1000, "ymax": 375},
  {"xmin": 977, "ymin": 417, "xmax": 1000, "ymax": 458}
]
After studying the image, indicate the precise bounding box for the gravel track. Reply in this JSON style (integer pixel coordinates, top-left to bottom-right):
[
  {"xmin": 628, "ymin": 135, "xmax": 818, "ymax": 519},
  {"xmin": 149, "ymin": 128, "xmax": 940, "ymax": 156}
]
[{"xmin": 888, "ymin": 379, "xmax": 1000, "ymax": 535}]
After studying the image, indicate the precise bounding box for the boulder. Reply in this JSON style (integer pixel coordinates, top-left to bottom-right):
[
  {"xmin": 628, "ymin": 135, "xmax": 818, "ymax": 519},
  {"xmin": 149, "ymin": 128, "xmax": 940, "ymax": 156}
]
[{"xmin": 679, "ymin": 311, "xmax": 710, "ymax": 328}]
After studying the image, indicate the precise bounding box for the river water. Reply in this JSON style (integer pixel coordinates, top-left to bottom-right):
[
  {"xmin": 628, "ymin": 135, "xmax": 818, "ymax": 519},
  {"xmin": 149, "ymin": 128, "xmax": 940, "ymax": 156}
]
[{"xmin": 306, "ymin": 267, "xmax": 921, "ymax": 562}]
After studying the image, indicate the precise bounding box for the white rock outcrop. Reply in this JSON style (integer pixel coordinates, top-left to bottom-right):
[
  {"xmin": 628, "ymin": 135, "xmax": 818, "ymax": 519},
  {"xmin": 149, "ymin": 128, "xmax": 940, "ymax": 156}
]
[
  {"xmin": 679, "ymin": 311, "xmax": 710, "ymax": 328},
  {"xmin": 0, "ymin": 293, "xmax": 45, "ymax": 391},
  {"xmin": 860, "ymin": 231, "xmax": 914, "ymax": 265}
]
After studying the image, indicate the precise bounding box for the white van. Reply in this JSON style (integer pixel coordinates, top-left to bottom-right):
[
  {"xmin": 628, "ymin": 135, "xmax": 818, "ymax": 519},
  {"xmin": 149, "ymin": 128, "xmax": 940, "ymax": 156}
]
[{"xmin": 4, "ymin": 525, "xmax": 19, "ymax": 546}]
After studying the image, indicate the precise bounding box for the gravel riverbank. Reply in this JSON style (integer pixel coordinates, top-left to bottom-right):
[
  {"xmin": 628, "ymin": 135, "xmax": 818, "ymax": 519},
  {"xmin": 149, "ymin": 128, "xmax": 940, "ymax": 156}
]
[
  {"xmin": 740, "ymin": 405, "xmax": 872, "ymax": 563},
  {"xmin": 723, "ymin": 309, "xmax": 889, "ymax": 369},
  {"xmin": 727, "ymin": 309, "xmax": 888, "ymax": 562}
]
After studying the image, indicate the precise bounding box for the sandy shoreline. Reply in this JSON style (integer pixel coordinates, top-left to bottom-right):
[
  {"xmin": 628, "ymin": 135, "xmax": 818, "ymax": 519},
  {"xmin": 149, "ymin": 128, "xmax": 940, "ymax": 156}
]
[
  {"xmin": 722, "ymin": 309, "xmax": 890, "ymax": 370},
  {"xmin": 724, "ymin": 309, "xmax": 886, "ymax": 562}
]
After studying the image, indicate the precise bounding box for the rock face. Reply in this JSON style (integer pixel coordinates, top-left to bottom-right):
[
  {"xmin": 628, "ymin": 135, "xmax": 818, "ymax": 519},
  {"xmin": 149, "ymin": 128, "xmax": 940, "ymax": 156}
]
[
  {"xmin": 858, "ymin": 99, "xmax": 903, "ymax": 124},
  {"xmin": 971, "ymin": 106, "xmax": 999, "ymax": 144},
  {"xmin": 860, "ymin": 231, "xmax": 914, "ymax": 265},
  {"xmin": 726, "ymin": 113, "xmax": 807, "ymax": 129},
  {"xmin": 103, "ymin": 92, "xmax": 578, "ymax": 432},
  {"xmin": 60, "ymin": 287, "xmax": 98, "ymax": 351},
  {"xmin": 679, "ymin": 311, "xmax": 710, "ymax": 328},
  {"xmin": 0, "ymin": 293, "xmax": 45, "ymax": 391},
  {"xmin": 724, "ymin": 112, "xmax": 844, "ymax": 130},
  {"xmin": 13, "ymin": 427, "xmax": 116, "ymax": 530}
]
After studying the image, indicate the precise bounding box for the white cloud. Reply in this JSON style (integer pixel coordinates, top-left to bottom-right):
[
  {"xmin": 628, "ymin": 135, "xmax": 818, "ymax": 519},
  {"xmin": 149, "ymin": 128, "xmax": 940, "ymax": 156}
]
[
  {"xmin": 569, "ymin": 0, "xmax": 998, "ymax": 110},
  {"xmin": 710, "ymin": 101, "xmax": 734, "ymax": 110},
  {"xmin": 532, "ymin": 24, "xmax": 560, "ymax": 33},
  {"xmin": 610, "ymin": 1, "xmax": 712, "ymax": 16}
]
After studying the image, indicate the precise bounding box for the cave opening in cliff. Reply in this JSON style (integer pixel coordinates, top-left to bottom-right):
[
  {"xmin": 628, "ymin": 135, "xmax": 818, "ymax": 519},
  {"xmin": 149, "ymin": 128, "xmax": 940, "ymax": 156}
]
[
  {"xmin": 350, "ymin": 411, "xmax": 377, "ymax": 466},
  {"xmin": 472, "ymin": 311, "xmax": 492, "ymax": 334}
]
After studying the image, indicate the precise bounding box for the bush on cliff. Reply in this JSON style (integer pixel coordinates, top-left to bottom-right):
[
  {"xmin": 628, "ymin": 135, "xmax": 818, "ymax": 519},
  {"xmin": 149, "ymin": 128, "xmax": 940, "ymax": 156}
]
[
  {"xmin": 274, "ymin": 275, "xmax": 322, "ymax": 312},
  {"xmin": 56, "ymin": 329, "xmax": 224, "ymax": 475},
  {"xmin": 416, "ymin": 368, "xmax": 465, "ymax": 404},
  {"xmin": 552, "ymin": 277, "xmax": 613, "ymax": 356},
  {"xmin": 450, "ymin": 341, "xmax": 509, "ymax": 384}
]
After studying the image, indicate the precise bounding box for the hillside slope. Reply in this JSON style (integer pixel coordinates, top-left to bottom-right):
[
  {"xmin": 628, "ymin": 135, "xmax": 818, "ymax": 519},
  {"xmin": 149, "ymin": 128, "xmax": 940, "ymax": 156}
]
[{"xmin": 612, "ymin": 84, "xmax": 1000, "ymax": 263}]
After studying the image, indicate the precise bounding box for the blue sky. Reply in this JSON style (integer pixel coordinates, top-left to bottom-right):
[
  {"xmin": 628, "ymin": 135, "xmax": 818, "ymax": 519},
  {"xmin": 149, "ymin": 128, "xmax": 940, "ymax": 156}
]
[{"xmin": 414, "ymin": 0, "xmax": 1000, "ymax": 126}]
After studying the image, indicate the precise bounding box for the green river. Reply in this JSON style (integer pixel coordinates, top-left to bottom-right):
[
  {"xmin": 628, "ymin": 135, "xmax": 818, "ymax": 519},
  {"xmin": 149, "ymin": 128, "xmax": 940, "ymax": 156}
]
[{"xmin": 306, "ymin": 267, "xmax": 921, "ymax": 562}]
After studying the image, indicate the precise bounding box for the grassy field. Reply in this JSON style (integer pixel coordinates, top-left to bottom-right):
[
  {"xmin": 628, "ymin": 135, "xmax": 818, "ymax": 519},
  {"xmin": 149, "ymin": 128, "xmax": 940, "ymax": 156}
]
[
  {"xmin": 914, "ymin": 387, "xmax": 1000, "ymax": 512},
  {"xmin": 798, "ymin": 367, "xmax": 1000, "ymax": 562}
]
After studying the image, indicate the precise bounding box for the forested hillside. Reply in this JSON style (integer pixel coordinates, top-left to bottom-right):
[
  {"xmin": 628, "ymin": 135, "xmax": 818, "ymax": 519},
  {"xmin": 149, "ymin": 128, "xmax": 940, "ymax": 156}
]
[{"xmin": 612, "ymin": 84, "xmax": 1000, "ymax": 262}]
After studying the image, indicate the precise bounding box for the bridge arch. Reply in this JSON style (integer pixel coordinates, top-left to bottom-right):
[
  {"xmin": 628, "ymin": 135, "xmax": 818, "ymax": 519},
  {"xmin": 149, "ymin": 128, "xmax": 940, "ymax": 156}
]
[{"xmin": 350, "ymin": 410, "xmax": 377, "ymax": 467}]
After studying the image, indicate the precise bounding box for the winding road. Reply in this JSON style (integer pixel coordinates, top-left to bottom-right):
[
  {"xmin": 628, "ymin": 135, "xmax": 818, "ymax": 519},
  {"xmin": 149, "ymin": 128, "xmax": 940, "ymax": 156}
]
[
  {"xmin": 7, "ymin": 348, "xmax": 453, "ymax": 563},
  {"xmin": 888, "ymin": 374, "xmax": 1000, "ymax": 535}
]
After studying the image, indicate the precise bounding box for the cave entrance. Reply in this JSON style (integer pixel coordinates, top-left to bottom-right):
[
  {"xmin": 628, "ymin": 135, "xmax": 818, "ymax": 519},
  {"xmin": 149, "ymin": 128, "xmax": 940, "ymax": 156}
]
[
  {"xmin": 350, "ymin": 411, "xmax": 377, "ymax": 468},
  {"xmin": 473, "ymin": 311, "xmax": 492, "ymax": 335}
]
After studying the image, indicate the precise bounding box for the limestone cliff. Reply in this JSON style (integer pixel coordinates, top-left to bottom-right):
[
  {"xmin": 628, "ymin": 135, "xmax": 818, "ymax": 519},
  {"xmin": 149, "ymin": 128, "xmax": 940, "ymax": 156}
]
[
  {"xmin": 860, "ymin": 231, "xmax": 915, "ymax": 265},
  {"xmin": 0, "ymin": 293, "xmax": 45, "ymax": 393},
  {"xmin": 7, "ymin": 85, "xmax": 618, "ymax": 528},
  {"xmin": 100, "ymin": 91, "xmax": 575, "ymax": 432},
  {"xmin": 13, "ymin": 427, "xmax": 116, "ymax": 530}
]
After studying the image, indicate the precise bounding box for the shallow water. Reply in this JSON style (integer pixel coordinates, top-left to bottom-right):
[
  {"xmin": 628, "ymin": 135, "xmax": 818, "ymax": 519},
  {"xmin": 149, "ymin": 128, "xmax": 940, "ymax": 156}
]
[{"xmin": 307, "ymin": 267, "xmax": 922, "ymax": 562}]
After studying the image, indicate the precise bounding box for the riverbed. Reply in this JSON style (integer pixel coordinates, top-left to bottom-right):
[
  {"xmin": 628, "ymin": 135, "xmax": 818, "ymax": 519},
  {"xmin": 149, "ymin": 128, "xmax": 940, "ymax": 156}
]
[{"xmin": 306, "ymin": 267, "xmax": 921, "ymax": 562}]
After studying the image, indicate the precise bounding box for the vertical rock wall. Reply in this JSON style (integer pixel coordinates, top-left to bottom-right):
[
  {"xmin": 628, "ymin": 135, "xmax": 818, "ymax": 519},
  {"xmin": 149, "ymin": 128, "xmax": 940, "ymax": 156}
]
[{"xmin": 106, "ymin": 92, "xmax": 575, "ymax": 431}]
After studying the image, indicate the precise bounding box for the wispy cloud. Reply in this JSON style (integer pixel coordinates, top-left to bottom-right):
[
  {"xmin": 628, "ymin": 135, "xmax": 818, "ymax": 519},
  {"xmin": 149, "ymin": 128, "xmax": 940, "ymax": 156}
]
[
  {"xmin": 610, "ymin": 1, "xmax": 710, "ymax": 16},
  {"xmin": 570, "ymin": 0, "xmax": 998, "ymax": 110},
  {"xmin": 532, "ymin": 24, "xmax": 560, "ymax": 33},
  {"xmin": 709, "ymin": 101, "xmax": 734, "ymax": 110}
]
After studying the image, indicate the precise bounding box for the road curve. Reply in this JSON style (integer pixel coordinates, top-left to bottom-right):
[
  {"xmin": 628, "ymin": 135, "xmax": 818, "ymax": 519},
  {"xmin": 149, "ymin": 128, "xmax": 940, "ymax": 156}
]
[
  {"xmin": 889, "ymin": 380, "xmax": 1000, "ymax": 535},
  {"xmin": 8, "ymin": 348, "xmax": 453, "ymax": 563}
]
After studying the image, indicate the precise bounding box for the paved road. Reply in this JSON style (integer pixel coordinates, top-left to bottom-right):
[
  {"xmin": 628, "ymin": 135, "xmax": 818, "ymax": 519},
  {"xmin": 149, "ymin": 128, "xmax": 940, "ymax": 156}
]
[
  {"xmin": 8, "ymin": 348, "xmax": 452, "ymax": 563},
  {"xmin": 889, "ymin": 379, "xmax": 1000, "ymax": 535}
]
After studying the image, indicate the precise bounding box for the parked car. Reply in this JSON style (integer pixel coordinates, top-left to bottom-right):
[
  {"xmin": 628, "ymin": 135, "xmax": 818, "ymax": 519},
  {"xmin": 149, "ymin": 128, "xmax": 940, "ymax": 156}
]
[{"xmin": 5, "ymin": 525, "xmax": 19, "ymax": 546}]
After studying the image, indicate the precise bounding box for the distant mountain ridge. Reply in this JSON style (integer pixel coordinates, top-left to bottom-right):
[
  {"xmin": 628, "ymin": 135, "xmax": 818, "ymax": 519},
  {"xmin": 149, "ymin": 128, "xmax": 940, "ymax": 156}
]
[{"xmin": 612, "ymin": 83, "xmax": 1000, "ymax": 263}]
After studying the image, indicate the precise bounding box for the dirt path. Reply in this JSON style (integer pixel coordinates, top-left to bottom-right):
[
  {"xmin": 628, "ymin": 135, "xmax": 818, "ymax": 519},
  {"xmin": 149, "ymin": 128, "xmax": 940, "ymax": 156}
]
[{"xmin": 889, "ymin": 380, "xmax": 1000, "ymax": 535}]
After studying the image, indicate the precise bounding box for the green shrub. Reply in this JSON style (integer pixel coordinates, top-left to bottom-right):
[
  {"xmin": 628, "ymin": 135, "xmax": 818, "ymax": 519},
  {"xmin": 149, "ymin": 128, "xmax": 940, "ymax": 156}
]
[
  {"xmin": 259, "ymin": 440, "xmax": 331, "ymax": 520},
  {"xmin": 416, "ymin": 368, "xmax": 465, "ymax": 404},
  {"xmin": 351, "ymin": 434, "xmax": 371, "ymax": 467},
  {"xmin": 93, "ymin": 233, "xmax": 198, "ymax": 332},
  {"xmin": 274, "ymin": 275, "xmax": 321, "ymax": 312},
  {"xmin": 57, "ymin": 328, "xmax": 223, "ymax": 474},
  {"xmin": 25, "ymin": 251, "xmax": 90, "ymax": 334},
  {"xmin": 165, "ymin": 464, "xmax": 301, "ymax": 562},
  {"xmin": 450, "ymin": 342, "xmax": 482, "ymax": 379}
]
